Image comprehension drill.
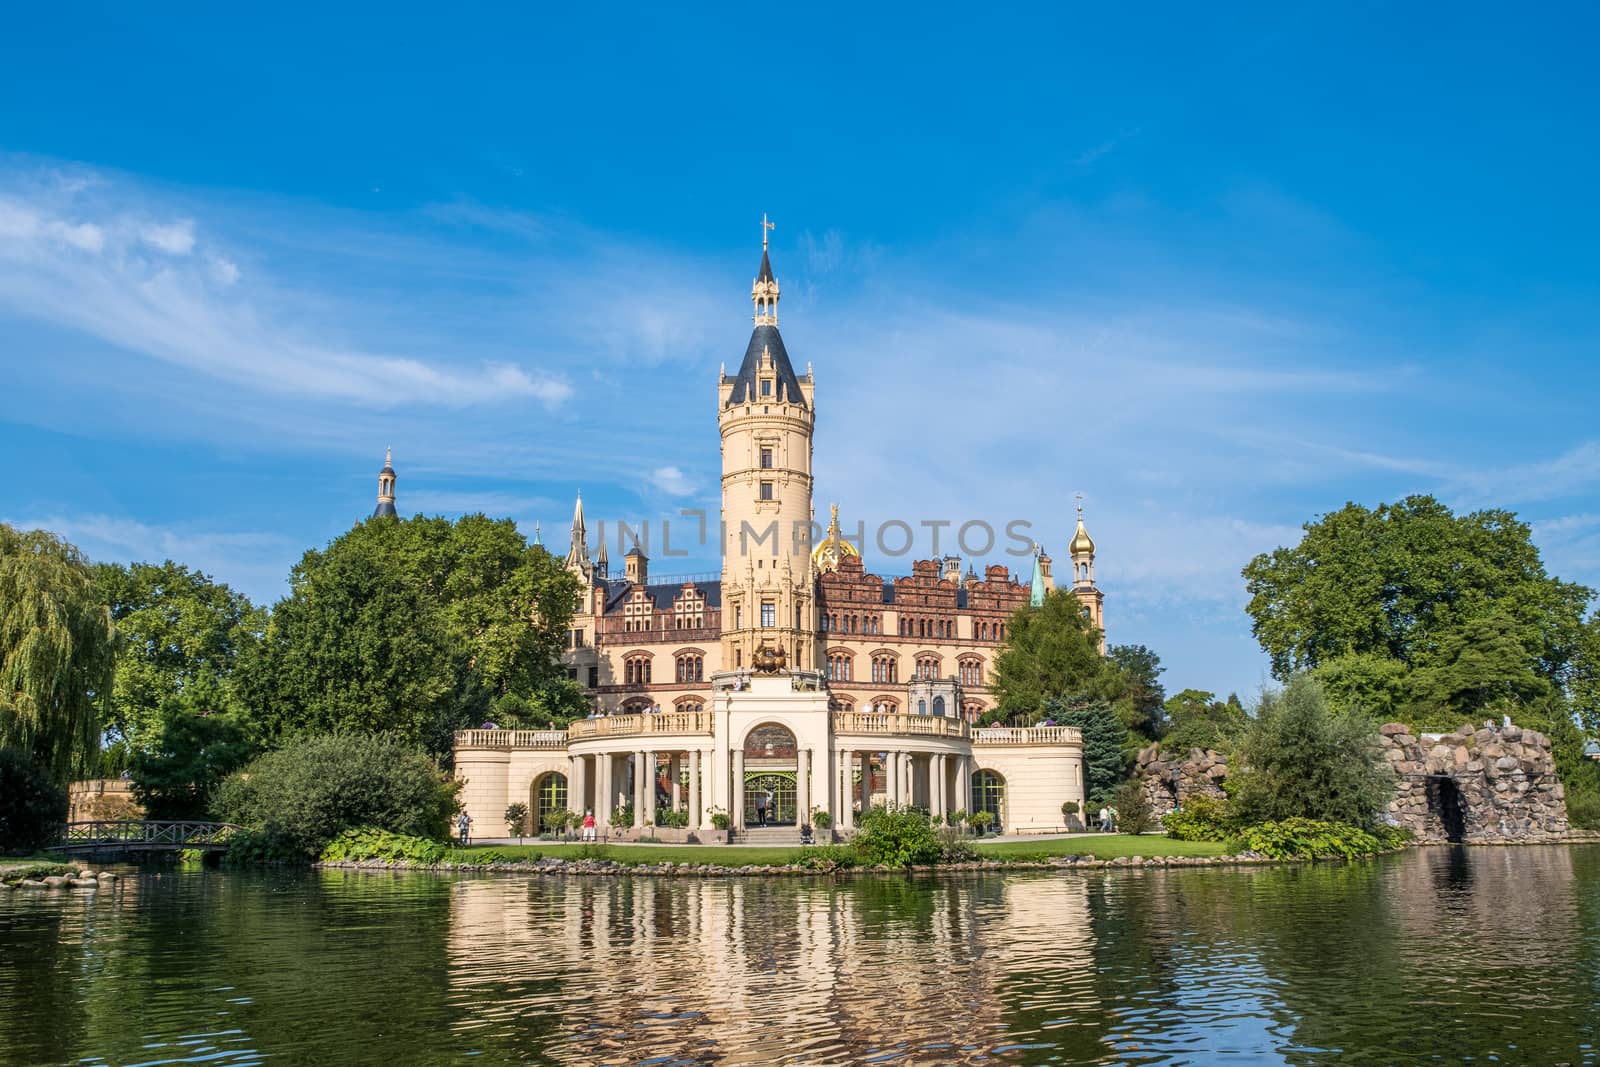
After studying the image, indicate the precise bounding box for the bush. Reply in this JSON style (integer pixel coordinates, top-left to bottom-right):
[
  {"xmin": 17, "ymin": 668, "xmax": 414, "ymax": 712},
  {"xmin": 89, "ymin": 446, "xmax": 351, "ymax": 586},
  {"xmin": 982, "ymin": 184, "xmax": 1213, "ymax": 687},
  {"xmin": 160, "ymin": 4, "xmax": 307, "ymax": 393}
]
[
  {"xmin": 850, "ymin": 805, "xmax": 943, "ymax": 866},
  {"xmin": 708, "ymin": 808, "xmax": 730, "ymax": 830},
  {"xmin": 1229, "ymin": 674, "xmax": 1393, "ymax": 830},
  {"xmin": 1566, "ymin": 788, "xmax": 1600, "ymax": 831},
  {"xmin": 1111, "ymin": 780, "xmax": 1155, "ymax": 835},
  {"xmin": 129, "ymin": 710, "xmax": 254, "ymax": 820},
  {"xmin": 936, "ymin": 826, "xmax": 977, "ymax": 863},
  {"xmin": 947, "ymin": 808, "xmax": 968, "ymax": 827},
  {"xmin": 655, "ymin": 809, "xmax": 689, "ymax": 828},
  {"xmin": 1061, "ymin": 800, "xmax": 1079, "ymax": 818},
  {"xmin": 1162, "ymin": 796, "xmax": 1236, "ymax": 842},
  {"xmin": 320, "ymin": 828, "xmax": 446, "ymax": 865},
  {"xmin": 811, "ymin": 809, "xmax": 832, "ymax": 829},
  {"xmin": 214, "ymin": 732, "xmax": 459, "ymax": 861},
  {"xmin": 969, "ymin": 810, "xmax": 996, "ymax": 835},
  {"xmin": 1228, "ymin": 817, "xmax": 1401, "ymax": 861},
  {"xmin": 608, "ymin": 804, "xmax": 634, "ymax": 829},
  {"xmin": 796, "ymin": 844, "xmax": 858, "ymax": 871},
  {"xmin": 505, "ymin": 802, "xmax": 529, "ymax": 838},
  {"xmin": 0, "ymin": 748, "xmax": 68, "ymax": 854}
]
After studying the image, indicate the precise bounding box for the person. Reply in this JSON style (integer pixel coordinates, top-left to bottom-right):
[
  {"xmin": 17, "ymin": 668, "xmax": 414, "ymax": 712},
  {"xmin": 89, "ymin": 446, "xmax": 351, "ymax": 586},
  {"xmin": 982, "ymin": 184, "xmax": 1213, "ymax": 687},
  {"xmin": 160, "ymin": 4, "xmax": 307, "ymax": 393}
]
[
  {"xmin": 1108, "ymin": 806, "xmax": 1119, "ymax": 833},
  {"xmin": 457, "ymin": 811, "xmax": 473, "ymax": 846},
  {"xmin": 754, "ymin": 791, "xmax": 769, "ymax": 826},
  {"xmin": 1098, "ymin": 805, "xmax": 1111, "ymax": 833},
  {"xmin": 800, "ymin": 820, "xmax": 814, "ymax": 845},
  {"xmin": 581, "ymin": 809, "xmax": 597, "ymax": 842}
]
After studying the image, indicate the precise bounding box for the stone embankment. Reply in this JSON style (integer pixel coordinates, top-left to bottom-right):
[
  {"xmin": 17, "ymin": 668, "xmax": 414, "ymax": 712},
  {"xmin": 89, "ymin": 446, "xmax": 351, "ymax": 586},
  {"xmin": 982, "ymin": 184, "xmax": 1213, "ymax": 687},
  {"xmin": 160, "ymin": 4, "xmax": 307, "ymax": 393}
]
[
  {"xmin": 1, "ymin": 868, "xmax": 120, "ymax": 891},
  {"xmin": 1136, "ymin": 745, "xmax": 1229, "ymax": 813},
  {"xmin": 1379, "ymin": 721, "xmax": 1570, "ymax": 843},
  {"xmin": 318, "ymin": 853, "xmax": 1285, "ymax": 878}
]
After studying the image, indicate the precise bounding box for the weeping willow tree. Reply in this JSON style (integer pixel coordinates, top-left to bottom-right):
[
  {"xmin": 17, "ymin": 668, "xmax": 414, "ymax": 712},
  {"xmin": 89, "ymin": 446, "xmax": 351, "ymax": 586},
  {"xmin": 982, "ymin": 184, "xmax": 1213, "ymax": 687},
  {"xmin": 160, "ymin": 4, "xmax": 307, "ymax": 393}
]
[{"xmin": 0, "ymin": 524, "xmax": 116, "ymax": 782}]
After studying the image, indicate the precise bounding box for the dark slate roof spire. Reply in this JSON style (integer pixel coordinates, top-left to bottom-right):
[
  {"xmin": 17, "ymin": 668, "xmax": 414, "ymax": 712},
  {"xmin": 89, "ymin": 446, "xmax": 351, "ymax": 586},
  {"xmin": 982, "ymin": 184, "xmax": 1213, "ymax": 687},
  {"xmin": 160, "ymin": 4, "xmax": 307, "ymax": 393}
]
[
  {"xmin": 726, "ymin": 214, "xmax": 807, "ymax": 408},
  {"xmin": 372, "ymin": 447, "xmax": 398, "ymax": 519}
]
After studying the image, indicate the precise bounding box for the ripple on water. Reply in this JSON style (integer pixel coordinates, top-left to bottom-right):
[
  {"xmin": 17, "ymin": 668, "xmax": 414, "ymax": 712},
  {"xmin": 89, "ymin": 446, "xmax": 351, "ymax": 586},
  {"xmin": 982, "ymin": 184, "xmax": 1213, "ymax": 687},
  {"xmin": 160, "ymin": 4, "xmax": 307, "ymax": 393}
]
[{"xmin": 2, "ymin": 848, "xmax": 1600, "ymax": 1065}]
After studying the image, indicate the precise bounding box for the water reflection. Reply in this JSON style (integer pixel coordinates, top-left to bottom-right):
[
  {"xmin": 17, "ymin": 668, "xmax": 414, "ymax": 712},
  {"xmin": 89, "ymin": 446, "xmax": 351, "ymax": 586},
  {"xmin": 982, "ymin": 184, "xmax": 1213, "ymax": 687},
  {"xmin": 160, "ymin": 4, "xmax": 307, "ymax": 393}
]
[{"xmin": 1, "ymin": 848, "xmax": 1598, "ymax": 1065}]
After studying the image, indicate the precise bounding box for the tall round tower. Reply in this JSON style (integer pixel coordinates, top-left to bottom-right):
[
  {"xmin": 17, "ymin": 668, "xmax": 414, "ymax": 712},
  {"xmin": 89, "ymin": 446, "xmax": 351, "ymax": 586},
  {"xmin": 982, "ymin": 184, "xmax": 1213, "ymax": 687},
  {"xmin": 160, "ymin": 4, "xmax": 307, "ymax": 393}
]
[{"xmin": 718, "ymin": 217, "xmax": 817, "ymax": 671}]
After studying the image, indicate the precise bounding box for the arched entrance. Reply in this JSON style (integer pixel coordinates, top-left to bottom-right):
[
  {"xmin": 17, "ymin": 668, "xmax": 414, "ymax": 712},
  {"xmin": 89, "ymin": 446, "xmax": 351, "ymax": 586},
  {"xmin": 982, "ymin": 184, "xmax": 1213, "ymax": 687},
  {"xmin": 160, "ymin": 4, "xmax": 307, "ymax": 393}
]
[
  {"xmin": 971, "ymin": 769, "xmax": 1006, "ymax": 829},
  {"xmin": 744, "ymin": 723, "xmax": 798, "ymax": 826},
  {"xmin": 532, "ymin": 772, "xmax": 568, "ymax": 833},
  {"xmin": 1426, "ymin": 775, "xmax": 1467, "ymax": 843}
]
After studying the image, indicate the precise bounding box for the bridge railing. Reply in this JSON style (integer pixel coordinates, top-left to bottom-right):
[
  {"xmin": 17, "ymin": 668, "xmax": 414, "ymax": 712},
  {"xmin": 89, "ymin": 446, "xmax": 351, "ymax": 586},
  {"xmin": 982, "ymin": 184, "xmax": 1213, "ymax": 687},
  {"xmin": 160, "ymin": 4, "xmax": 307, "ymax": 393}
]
[{"xmin": 60, "ymin": 820, "xmax": 243, "ymax": 848}]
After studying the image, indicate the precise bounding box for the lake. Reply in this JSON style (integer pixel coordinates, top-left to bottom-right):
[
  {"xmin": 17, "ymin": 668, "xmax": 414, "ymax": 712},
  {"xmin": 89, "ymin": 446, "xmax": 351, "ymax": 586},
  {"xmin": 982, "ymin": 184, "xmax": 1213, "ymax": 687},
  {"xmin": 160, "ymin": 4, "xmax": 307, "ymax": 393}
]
[{"xmin": 2, "ymin": 846, "xmax": 1598, "ymax": 1065}]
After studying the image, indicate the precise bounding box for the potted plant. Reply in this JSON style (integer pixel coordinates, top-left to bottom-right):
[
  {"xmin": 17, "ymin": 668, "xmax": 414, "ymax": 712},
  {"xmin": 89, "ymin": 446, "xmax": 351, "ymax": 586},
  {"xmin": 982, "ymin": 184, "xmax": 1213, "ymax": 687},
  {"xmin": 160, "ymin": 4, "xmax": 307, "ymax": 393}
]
[
  {"xmin": 1061, "ymin": 800, "xmax": 1080, "ymax": 831},
  {"xmin": 948, "ymin": 808, "xmax": 968, "ymax": 830},
  {"xmin": 969, "ymin": 810, "xmax": 995, "ymax": 836},
  {"xmin": 709, "ymin": 806, "xmax": 730, "ymax": 830},
  {"xmin": 812, "ymin": 809, "xmax": 832, "ymax": 831}
]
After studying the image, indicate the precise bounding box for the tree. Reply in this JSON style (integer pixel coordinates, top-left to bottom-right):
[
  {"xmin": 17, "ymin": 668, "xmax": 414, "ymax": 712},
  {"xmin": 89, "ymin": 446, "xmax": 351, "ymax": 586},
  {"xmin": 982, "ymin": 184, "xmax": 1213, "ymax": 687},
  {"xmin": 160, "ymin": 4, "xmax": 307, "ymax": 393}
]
[
  {"xmin": 1161, "ymin": 689, "xmax": 1248, "ymax": 753},
  {"xmin": 0, "ymin": 746, "xmax": 69, "ymax": 854},
  {"xmin": 94, "ymin": 560, "xmax": 265, "ymax": 756},
  {"xmin": 1227, "ymin": 675, "xmax": 1393, "ymax": 830},
  {"xmin": 988, "ymin": 589, "xmax": 1118, "ymax": 721},
  {"xmin": 239, "ymin": 514, "xmax": 579, "ymax": 757},
  {"xmin": 213, "ymin": 732, "xmax": 460, "ymax": 859},
  {"xmin": 1243, "ymin": 496, "xmax": 1593, "ymax": 699},
  {"xmin": 128, "ymin": 698, "xmax": 255, "ymax": 820},
  {"xmin": 1049, "ymin": 698, "xmax": 1128, "ymax": 804},
  {"xmin": 1107, "ymin": 644, "xmax": 1166, "ymax": 740},
  {"xmin": 0, "ymin": 525, "xmax": 116, "ymax": 782}
]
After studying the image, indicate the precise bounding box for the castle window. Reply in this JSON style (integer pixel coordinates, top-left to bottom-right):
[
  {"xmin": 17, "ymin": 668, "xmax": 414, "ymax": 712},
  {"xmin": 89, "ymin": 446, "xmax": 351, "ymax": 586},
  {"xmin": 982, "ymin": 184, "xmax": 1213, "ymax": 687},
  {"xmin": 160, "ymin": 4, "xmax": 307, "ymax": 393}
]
[
  {"xmin": 761, "ymin": 601, "xmax": 775, "ymax": 628},
  {"xmin": 760, "ymin": 447, "xmax": 774, "ymax": 469},
  {"xmin": 759, "ymin": 481, "xmax": 774, "ymax": 501},
  {"xmin": 587, "ymin": 667, "xmax": 598, "ymax": 688},
  {"xmin": 675, "ymin": 655, "xmax": 703, "ymax": 682},
  {"xmin": 761, "ymin": 378, "xmax": 772, "ymax": 397},
  {"xmin": 871, "ymin": 654, "xmax": 898, "ymax": 683}
]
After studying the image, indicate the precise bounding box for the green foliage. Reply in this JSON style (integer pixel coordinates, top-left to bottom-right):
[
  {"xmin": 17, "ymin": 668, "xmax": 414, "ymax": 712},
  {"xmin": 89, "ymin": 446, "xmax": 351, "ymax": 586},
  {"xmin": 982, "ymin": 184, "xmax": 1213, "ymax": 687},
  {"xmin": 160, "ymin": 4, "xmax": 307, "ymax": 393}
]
[
  {"xmin": 1161, "ymin": 796, "xmax": 1237, "ymax": 842},
  {"xmin": 935, "ymin": 826, "xmax": 977, "ymax": 863},
  {"xmin": 709, "ymin": 810, "xmax": 730, "ymax": 830},
  {"xmin": 1228, "ymin": 675, "xmax": 1393, "ymax": 830},
  {"xmin": 215, "ymin": 732, "xmax": 459, "ymax": 861},
  {"xmin": 94, "ymin": 560, "xmax": 265, "ymax": 755},
  {"xmin": 0, "ymin": 747, "xmax": 69, "ymax": 854},
  {"xmin": 449, "ymin": 847, "xmax": 508, "ymax": 865},
  {"xmin": 1110, "ymin": 779, "xmax": 1154, "ymax": 835},
  {"xmin": 129, "ymin": 708, "xmax": 254, "ymax": 820},
  {"xmin": 0, "ymin": 525, "xmax": 116, "ymax": 782},
  {"xmin": 573, "ymin": 843, "xmax": 613, "ymax": 862},
  {"xmin": 320, "ymin": 827, "xmax": 447, "ymax": 865},
  {"xmin": 505, "ymin": 802, "xmax": 529, "ymax": 837},
  {"xmin": 608, "ymin": 804, "xmax": 634, "ymax": 828},
  {"xmin": 238, "ymin": 514, "xmax": 581, "ymax": 757},
  {"xmin": 849, "ymin": 805, "xmax": 944, "ymax": 866},
  {"xmin": 811, "ymin": 809, "xmax": 832, "ymax": 829},
  {"xmin": 1107, "ymin": 643, "xmax": 1167, "ymax": 739},
  {"xmin": 1050, "ymin": 698, "xmax": 1129, "ymax": 803},
  {"xmin": 1242, "ymin": 497, "xmax": 1596, "ymax": 723},
  {"xmin": 1565, "ymin": 789, "xmax": 1600, "ymax": 831},
  {"xmin": 947, "ymin": 808, "xmax": 968, "ymax": 826},
  {"xmin": 654, "ymin": 808, "xmax": 689, "ymax": 828},
  {"xmin": 968, "ymin": 809, "xmax": 995, "ymax": 834},
  {"xmin": 795, "ymin": 843, "xmax": 859, "ymax": 870},
  {"xmin": 1061, "ymin": 800, "xmax": 1079, "ymax": 817},
  {"xmin": 1228, "ymin": 818, "xmax": 1401, "ymax": 861},
  {"xmin": 1161, "ymin": 689, "xmax": 1248, "ymax": 754},
  {"xmin": 988, "ymin": 589, "xmax": 1119, "ymax": 719}
]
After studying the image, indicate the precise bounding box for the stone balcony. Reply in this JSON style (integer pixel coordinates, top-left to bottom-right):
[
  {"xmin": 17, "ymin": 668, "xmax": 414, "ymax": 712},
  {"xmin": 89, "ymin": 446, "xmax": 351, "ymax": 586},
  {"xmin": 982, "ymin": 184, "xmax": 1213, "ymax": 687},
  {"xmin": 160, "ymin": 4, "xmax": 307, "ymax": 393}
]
[
  {"xmin": 567, "ymin": 710, "xmax": 716, "ymax": 740},
  {"xmin": 970, "ymin": 725, "xmax": 1083, "ymax": 746},
  {"xmin": 830, "ymin": 710, "xmax": 969, "ymax": 740},
  {"xmin": 456, "ymin": 717, "xmax": 1081, "ymax": 751},
  {"xmin": 454, "ymin": 729, "xmax": 568, "ymax": 750}
]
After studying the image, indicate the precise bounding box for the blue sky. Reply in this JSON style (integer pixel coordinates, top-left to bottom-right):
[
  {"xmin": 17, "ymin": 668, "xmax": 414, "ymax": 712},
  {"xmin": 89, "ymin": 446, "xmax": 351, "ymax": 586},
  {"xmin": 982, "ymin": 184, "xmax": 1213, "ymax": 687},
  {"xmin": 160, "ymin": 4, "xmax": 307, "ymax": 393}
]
[{"xmin": 3, "ymin": 4, "xmax": 1599, "ymax": 702}]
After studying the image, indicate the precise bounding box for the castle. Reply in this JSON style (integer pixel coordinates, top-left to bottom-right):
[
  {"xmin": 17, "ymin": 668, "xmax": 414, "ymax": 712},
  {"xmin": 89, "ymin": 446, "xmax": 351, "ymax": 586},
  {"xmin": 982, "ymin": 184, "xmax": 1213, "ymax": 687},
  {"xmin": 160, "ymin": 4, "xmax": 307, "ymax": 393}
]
[{"xmin": 442, "ymin": 222, "xmax": 1092, "ymax": 837}]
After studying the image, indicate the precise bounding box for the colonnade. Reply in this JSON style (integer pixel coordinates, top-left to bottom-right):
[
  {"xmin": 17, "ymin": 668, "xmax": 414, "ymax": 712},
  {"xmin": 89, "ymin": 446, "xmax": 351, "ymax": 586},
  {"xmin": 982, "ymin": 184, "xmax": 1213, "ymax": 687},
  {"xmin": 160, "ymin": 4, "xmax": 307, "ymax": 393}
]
[{"xmin": 566, "ymin": 746, "xmax": 976, "ymax": 835}]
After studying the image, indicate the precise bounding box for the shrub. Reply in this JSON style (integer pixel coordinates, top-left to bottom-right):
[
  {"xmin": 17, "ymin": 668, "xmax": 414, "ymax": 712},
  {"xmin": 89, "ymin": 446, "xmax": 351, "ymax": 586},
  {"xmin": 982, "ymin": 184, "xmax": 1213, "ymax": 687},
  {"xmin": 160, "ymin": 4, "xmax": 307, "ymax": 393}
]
[
  {"xmin": 449, "ymin": 848, "xmax": 507, "ymax": 865},
  {"xmin": 936, "ymin": 826, "xmax": 977, "ymax": 863},
  {"xmin": 1229, "ymin": 817, "xmax": 1399, "ymax": 861},
  {"xmin": 505, "ymin": 802, "xmax": 529, "ymax": 838},
  {"xmin": 1162, "ymin": 796, "xmax": 1236, "ymax": 842},
  {"xmin": 655, "ymin": 809, "xmax": 689, "ymax": 829},
  {"xmin": 129, "ymin": 710, "xmax": 255, "ymax": 820},
  {"xmin": 796, "ymin": 843, "xmax": 858, "ymax": 871},
  {"xmin": 1111, "ymin": 780, "xmax": 1155, "ymax": 835},
  {"xmin": 214, "ymin": 732, "xmax": 459, "ymax": 861},
  {"xmin": 1228, "ymin": 674, "xmax": 1393, "ymax": 830},
  {"xmin": 608, "ymin": 804, "xmax": 634, "ymax": 828},
  {"xmin": 708, "ymin": 807, "xmax": 730, "ymax": 830},
  {"xmin": 850, "ymin": 805, "xmax": 943, "ymax": 866},
  {"xmin": 947, "ymin": 808, "xmax": 968, "ymax": 827},
  {"xmin": 1061, "ymin": 800, "xmax": 1079, "ymax": 818},
  {"xmin": 574, "ymin": 842, "xmax": 612, "ymax": 862},
  {"xmin": 811, "ymin": 809, "xmax": 832, "ymax": 829},
  {"xmin": 1566, "ymin": 789, "xmax": 1600, "ymax": 831},
  {"xmin": 320, "ymin": 828, "xmax": 446, "ymax": 865},
  {"xmin": 969, "ymin": 810, "xmax": 995, "ymax": 835},
  {"xmin": 0, "ymin": 748, "xmax": 68, "ymax": 855}
]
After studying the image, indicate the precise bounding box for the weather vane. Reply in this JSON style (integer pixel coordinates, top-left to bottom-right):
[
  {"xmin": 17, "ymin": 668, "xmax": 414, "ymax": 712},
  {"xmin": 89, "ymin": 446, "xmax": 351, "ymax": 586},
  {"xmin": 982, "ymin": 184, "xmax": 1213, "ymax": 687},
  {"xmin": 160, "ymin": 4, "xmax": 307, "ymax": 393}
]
[{"xmin": 762, "ymin": 213, "xmax": 775, "ymax": 250}]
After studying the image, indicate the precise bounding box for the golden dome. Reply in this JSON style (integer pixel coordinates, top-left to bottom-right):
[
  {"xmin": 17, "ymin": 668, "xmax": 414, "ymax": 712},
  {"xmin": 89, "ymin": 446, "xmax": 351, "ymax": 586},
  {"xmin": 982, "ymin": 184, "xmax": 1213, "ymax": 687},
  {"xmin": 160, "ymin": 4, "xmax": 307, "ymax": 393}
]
[
  {"xmin": 1069, "ymin": 501, "xmax": 1095, "ymax": 556},
  {"xmin": 811, "ymin": 503, "xmax": 860, "ymax": 573}
]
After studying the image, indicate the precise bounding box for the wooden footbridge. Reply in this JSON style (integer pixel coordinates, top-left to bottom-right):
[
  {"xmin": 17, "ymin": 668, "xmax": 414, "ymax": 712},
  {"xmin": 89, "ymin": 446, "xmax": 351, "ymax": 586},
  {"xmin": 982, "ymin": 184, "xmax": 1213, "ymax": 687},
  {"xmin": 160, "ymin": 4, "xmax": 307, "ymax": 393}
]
[{"xmin": 55, "ymin": 820, "xmax": 242, "ymax": 855}]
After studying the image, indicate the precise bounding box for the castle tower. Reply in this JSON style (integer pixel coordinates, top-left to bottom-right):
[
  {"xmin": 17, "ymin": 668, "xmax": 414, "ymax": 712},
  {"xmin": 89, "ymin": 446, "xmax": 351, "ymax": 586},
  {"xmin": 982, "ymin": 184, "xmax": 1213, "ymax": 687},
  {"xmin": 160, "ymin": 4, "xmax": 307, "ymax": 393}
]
[
  {"xmin": 1069, "ymin": 497, "xmax": 1105, "ymax": 650},
  {"xmin": 372, "ymin": 448, "xmax": 398, "ymax": 519},
  {"xmin": 718, "ymin": 217, "xmax": 817, "ymax": 671}
]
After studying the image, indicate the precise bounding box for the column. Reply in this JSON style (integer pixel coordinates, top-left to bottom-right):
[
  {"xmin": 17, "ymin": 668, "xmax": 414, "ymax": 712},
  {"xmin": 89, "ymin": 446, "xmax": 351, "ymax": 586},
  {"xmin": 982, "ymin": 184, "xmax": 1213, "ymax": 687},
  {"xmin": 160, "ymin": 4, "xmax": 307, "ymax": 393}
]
[
  {"xmin": 596, "ymin": 754, "xmax": 612, "ymax": 828},
  {"xmin": 860, "ymin": 753, "xmax": 873, "ymax": 812},
  {"xmin": 903, "ymin": 753, "xmax": 914, "ymax": 808},
  {"xmin": 643, "ymin": 750, "xmax": 657, "ymax": 827},
  {"xmin": 570, "ymin": 755, "xmax": 587, "ymax": 823},
  {"xmin": 932, "ymin": 754, "xmax": 946, "ymax": 822},
  {"xmin": 796, "ymin": 748, "xmax": 811, "ymax": 830},
  {"xmin": 670, "ymin": 754, "xmax": 682, "ymax": 812},
  {"xmin": 838, "ymin": 749, "xmax": 854, "ymax": 831},
  {"xmin": 732, "ymin": 748, "xmax": 746, "ymax": 831},
  {"xmin": 958, "ymin": 756, "xmax": 972, "ymax": 816},
  {"xmin": 633, "ymin": 750, "xmax": 647, "ymax": 827},
  {"xmin": 888, "ymin": 750, "xmax": 900, "ymax": 809},
  {"xmin": 688, "ymin": 749, "xmax": 702, "ymax": 830}
]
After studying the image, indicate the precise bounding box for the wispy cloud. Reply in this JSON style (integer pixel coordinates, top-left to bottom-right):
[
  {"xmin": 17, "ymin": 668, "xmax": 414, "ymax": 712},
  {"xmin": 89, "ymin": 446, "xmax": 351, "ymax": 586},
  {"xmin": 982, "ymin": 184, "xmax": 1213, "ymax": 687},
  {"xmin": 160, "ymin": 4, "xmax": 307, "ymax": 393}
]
[{"xmin": 649, "ymin": 466, "xmax": 698, "ymax": 497}]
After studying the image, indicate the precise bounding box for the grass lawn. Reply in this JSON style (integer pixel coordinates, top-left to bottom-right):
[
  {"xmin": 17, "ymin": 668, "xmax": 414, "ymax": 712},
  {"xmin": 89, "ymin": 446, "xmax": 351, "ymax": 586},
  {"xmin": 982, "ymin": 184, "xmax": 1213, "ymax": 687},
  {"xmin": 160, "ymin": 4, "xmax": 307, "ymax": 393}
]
[
  {"xmin": 973, "ymin": 835, "xmax": 1228, "ymax": 861},
  {"xmin": 445, "ymin": 834, "xmax": 1227, "ymax": 868},
  {"xmin": 0, "ymin": 853, "xmax": 75, "ymax": 880}
]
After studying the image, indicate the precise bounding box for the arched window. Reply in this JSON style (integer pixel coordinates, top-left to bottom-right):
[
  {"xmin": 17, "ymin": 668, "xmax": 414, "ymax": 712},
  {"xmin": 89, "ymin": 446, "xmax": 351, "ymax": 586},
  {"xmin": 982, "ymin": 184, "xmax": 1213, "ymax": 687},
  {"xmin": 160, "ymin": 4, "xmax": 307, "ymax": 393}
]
[
  {"xmin": 917, "ymin": 699, "xmax": 927, "ymax": 716},
  {"xmin": 971, "ymin": 770, "xmax": 1005, "ymax": 825},
  {"xmin": 933, "ymin": 695, "xmax": 946, "ymax": 717}
]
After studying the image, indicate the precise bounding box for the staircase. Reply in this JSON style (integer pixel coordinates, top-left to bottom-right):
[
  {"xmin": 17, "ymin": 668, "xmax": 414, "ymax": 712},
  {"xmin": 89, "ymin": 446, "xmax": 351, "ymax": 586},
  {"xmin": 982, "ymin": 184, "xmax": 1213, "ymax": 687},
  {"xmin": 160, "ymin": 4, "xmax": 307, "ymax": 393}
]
[{"xmin": 730, "ymin": 825, "xmax": 807, "ymax": 846}]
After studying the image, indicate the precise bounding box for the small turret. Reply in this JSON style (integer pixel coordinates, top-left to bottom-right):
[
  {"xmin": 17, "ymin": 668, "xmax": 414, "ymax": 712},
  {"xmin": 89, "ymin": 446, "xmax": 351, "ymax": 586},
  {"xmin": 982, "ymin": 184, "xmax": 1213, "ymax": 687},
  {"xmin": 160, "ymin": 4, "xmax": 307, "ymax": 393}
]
[{"xmin": 372, "ymin": 448, "xmax": 398, "ymax": 519}]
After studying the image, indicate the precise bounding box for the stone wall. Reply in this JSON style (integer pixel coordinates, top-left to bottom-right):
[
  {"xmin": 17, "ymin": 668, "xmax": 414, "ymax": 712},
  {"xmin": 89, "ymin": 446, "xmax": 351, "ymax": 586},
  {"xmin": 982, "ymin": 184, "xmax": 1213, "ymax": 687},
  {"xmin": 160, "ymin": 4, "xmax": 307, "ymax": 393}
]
[
  {"xmin": 1378, "ymin": 721, "xmax": 1569, "ymax": 843},
  {"xmin": 1136, "ymin": 744, "xmax": 1228, "ymax": 813},
  {"xmin": 68, "ymin": 779, "xmax": 142, "ymax": 822}
]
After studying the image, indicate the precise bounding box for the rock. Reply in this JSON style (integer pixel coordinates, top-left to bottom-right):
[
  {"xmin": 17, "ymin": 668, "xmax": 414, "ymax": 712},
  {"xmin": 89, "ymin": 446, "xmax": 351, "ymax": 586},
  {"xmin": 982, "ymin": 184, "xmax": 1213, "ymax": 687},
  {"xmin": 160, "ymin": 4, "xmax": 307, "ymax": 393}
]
[
  {"xmin": 68, "ymin": 878, "xmax": 98, "ymax": 890},
  {"xmin": 1453, "ymin": 746, "xmax": 1471, "ymax": 766},
  {"xmin": 1380, "ymin": 722, "xmax": 1409, "ymax": 736},
  {"xmin": 18, "ymin": 880, "xmax": 46, "ymax": 889},
  {"xmin": 77, "ymin": 870, "xmax": 97, "ymax": 880},
  {"xmin": 42, "ymin": 875, "xmax": 69, "ymax": 888}
]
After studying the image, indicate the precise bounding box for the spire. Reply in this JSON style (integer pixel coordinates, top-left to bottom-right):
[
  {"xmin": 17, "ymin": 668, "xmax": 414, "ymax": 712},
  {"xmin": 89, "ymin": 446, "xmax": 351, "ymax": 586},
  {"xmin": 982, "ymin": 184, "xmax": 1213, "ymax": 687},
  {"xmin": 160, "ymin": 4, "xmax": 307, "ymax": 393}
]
[
  {"xmin": 1069, "ymin": 495, "xmax": 1097, "ymax": 589},
  {"xmin": 1029, "ymin": 543, "xmax": 1047, "ymax": 608},
  {"xmin": 372, "ymin": 447, "xmax": 397, "ymax": 519},
  {"xmin": 596, "ymin": 526, "xmax": 609, "ymax": 578},
  {"xmin": 752, "ymin": 214, "xmax": 779, "ymax": 326},
  {"xmin": 565, "ymin": 491, "xmax": 589, "ymax": 571},
  {"xmin": 532, "ymin": 521, "xmax": 542, "ymax": 548}
]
